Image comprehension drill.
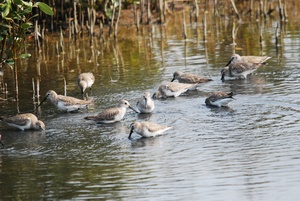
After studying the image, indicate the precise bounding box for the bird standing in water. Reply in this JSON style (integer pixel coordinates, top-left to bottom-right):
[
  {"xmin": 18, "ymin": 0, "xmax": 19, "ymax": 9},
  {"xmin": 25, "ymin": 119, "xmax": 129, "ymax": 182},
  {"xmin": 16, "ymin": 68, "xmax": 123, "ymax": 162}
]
[
  {"xmin": 152, "ymin": 81, "xmax": 197, "ymax": 99},
  {"xmin": 136, "ymin": 92, "xmax": 155, "ymax": 113},
  {"xmin": 171, "ymin": 71, "xmax": 212, "ymax": 84},
  {"xmin": 0, "ymin": 113, "xmax": 45, "ymax": 131},
  {"xmin": 84, "ymin": 99, "xmax": 138, "ymax": 124},
  {"xmin": 226, "ymin": 54, "xmax": 271, "ymax": 65},
  {"xmin": 39, "ymin": 90, "xmax": 92, "ymax": 112},
  {"xmin": 128, "ymin": 121, "xmax": 172, "ymax": 138},
  {"xmin": 77, "ymin": 72, "xmax": 95, "ymax": 99},
  {"xmin": 205, "ymin": 92, "xmax": 235, "ymax": 107}
]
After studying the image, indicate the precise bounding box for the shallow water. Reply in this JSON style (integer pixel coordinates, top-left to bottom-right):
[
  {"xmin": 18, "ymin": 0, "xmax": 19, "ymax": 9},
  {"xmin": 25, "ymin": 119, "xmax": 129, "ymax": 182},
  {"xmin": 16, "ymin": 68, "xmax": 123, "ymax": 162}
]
[{"xmin": 0, "ymin": 14, "xmax": 300, "ymax": 200}]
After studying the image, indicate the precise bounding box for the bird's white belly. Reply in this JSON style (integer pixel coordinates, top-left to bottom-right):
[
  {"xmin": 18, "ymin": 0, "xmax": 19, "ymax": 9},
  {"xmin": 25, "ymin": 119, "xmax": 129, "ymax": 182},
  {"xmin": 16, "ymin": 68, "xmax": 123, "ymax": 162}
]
[
  {"xmin": 7, "ymin": 122, "xmax": 31, "ymax": 131},
  {"xmin": 210, "ymin": 98, "xmax": 233, "ymax": 107}
]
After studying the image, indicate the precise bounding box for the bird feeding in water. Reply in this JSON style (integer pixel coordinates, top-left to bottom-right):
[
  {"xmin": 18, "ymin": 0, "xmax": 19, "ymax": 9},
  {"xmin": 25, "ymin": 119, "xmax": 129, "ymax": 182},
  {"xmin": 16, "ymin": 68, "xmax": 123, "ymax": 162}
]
[
  {"xmin": 128, "ymin": 121, "xmax": 172, "ymax": 139},
  {"xmin": 0, "ymin": 113, "xmax": 45, "ymax": 131},
  {"xmin": 136, "ymin": 92, "xmax": 155, "ymax": 114},
  {"xmin": 171, "ymin": 71, "xmax": 212, "ymax": 84},
  {"xmin": 39, "ymin": 90, "xmax": 93, "ymax": 112},
  {"xmin": 152, "ymin": 81, "xmax": 197, "ymax": 99},
  {"xmin": 84, "ymin": 99, "xmax": 138, "ymax": 124},
  {"xmin": 76, "ymin": 72, "xmax": 95, "ymax": 99},
  {"xmin": 205, "ymin": 91, "xmax": 235, "ymax": 107}
]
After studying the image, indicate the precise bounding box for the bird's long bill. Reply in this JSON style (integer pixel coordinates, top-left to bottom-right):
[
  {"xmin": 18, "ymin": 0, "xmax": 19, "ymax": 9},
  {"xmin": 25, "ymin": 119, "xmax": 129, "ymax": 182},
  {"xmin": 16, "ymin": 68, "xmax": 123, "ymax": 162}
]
[
  {"xmin": 225, "ymin": 57, "xmax": 234, "ymax": 66},
  {"xmin": 152, "ymin": 92, "xmax": 158, "ymax": 99},
  {"xmin": 128, "ymin": 128, "xmax": 134, "ymax": 139},
  {"xmin": 129, "ymin": 106, "xmax": 139, "ymax": 113},
  {"xmin": 171, "ymin": 77, "xmax": 175, "ymax": 82},
  {"xmin": 0, "ymin": 135, "xmax": 4, "ymax": 147},
  {"xmin": 227, "ymin": 92, "xmax": 236, "ymax": 99},
  {"xmin": 144, "ymin": 96, "xmax": 148, "ymax": 109},
  {"xmin": 38, "ymin": 96, "xmax": 48, "ymax": 108},
  {"xmin": 221, "ymin": 70, "xmax": 225, "ymax": 81}
]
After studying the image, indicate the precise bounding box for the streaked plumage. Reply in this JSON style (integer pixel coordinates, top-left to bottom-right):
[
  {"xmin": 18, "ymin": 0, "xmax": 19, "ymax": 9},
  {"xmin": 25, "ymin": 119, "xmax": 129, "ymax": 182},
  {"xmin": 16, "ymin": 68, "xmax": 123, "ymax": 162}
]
[
  {"xmin": 152, "ymin": 81, "xmax": 197, "ymax": 99},
  {"xmin": 221, "ymin": 62, "xmax": 261, "ymax": 80},
  {"xmin": 39, "ymin": 90, "xmax": 92, "ymax": 112},
  {"xmin": 205, "ymin": 92, "xmax": 235, "ymax": 107},
  {"xmin": 84, "ymin": 99, "xmax": 138, "ymax": 124},
  {"xmin": 128, "ymin": 121, "xmax": 172, "ymax": 138},
  {"xmin": 226, "ymin": 54, "xmax": 271, "ymax": 65},
  {"xmin": 171, "ymin": 71, "xmax": 212, "ymax": 83},
  {"xmin": 76, "ymin": 72, "xmax": 95, "ymax": 99},
  {"xmin": 0, "ymin": 113, "xmax": 45, "ymax": 131},
  {"xmin": 136, "ymin": 92, "xmax": 155, "ymax": 114}
]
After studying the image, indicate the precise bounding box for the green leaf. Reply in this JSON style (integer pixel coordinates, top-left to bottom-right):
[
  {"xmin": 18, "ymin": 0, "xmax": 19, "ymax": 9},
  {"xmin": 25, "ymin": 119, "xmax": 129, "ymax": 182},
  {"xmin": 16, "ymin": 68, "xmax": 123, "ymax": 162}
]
[
  {"xmin": 22, "ymin": 1, "xmax": 33, "ymax": 7},
  {"xmin": 106, "ymin": 9, "xmax": 113, "ymax": 19},
  {"xmin": 14, "ymin": 0, "xmax": 22, "ymax": 5},
  {"xmin": 0, "ymin": 23, "xmax": 12, "ymax": 29},
  {"xmin": 13, "ymin": 12, "xmax": 24, "ymax": 21},
  {"xmin": 6, "ymin": 59, "xmax": 14, "ymax": 65},
  {"xmin": 2, "ymin": 4, "xmax": 10, "ymax": 17},
  {"xmin": 22, "ymin": 7, "xmax": 33, "ymax": 15},
  {"xmin": 21, "ymin": 22, "xmax": 32, "ymax": 29},
  {"xmin": 18, "ymin": 53, "xmax": 31, "ymax": 59},
  {"xmin": 5, "ymin": 59, "xmax": 14, "ymax": 69},
  {"xmin": 36, "ymin": 2, "xmax": 53, "ymax": 16}
]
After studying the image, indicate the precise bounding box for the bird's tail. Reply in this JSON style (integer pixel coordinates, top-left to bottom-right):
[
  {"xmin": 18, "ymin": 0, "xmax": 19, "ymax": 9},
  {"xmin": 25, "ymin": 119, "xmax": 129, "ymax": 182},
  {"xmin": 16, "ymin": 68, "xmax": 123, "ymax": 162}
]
[{"xmin": 84, "ymin": 116, "xmax": 96, "ymax": 120}]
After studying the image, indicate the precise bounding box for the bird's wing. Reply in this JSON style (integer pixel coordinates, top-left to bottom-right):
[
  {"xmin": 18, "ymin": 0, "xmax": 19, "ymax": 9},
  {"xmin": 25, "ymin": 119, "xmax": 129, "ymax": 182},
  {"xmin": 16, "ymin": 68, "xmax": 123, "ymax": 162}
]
[
  {"xmin": 3, "ymin": 115, "xmax": 30, "ymax": 126},
  {"xmin": 96, "ymin": 108, "xmax": 120, "ymax": 121},
  {"xmin": 57, "ymin": 95, "xmax": 91, "ymax": 106}
]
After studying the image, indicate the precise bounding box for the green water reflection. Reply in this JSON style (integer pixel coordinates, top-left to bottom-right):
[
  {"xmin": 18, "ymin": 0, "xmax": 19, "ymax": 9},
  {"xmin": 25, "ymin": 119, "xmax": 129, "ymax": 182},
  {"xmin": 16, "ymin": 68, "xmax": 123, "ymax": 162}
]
[{"xmin": 0, "ymin": 10, "xmax": 299, "ymax": 200}]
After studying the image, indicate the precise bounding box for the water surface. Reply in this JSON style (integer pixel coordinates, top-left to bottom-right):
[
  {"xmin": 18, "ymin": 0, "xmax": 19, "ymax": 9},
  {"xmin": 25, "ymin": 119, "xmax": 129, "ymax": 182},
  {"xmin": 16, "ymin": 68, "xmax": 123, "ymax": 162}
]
[{"xmin": 0, "ymin": 14, "xmax": 300, "ymax": 201}]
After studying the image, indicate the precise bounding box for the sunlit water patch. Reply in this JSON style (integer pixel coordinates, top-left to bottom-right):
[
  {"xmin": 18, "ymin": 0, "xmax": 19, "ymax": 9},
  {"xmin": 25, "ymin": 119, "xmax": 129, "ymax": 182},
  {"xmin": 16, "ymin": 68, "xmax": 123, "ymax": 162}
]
[{"xmin": 1, "ymin": 14, "xmax": 300, "ymax": 201}]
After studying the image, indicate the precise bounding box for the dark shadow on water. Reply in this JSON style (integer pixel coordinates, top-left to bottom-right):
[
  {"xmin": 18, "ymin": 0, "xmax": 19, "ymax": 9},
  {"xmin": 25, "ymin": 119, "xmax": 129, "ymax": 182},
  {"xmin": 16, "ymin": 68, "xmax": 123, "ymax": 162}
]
[
  {"xmin": 95, "ymin": 121, "xmax": 129, "ymax": 137},
  {"xmin": 137, "ymin": 113, "xmax": 153, "ymax": 121},
  {"xmin": 96, "ymin": 121, "xmax": 123, "ymax": 127},
  {"xmin": 204, "ymin": 104, "xmax": 235, "ymax": 114},
  {"xmin": 129, "ymin": 136, "xmax": 162, "ymax": 148},
  {"xmin": 221, "ymin": 75, "xmax": 267, "ymax": 95},
  {"xmin": 0, "ymin": 130, "xmax": 46, "ymax": 150}
]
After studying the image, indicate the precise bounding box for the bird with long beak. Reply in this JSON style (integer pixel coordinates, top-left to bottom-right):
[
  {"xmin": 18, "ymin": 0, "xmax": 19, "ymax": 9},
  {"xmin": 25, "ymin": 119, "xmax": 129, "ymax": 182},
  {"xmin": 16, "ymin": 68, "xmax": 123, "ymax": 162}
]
[
  {"xmin": 221, "ymin": 53, "xmax": 270, "ymax": 81},
  {"xmin": 136, "ymin": 92, "xmax": 155, "ymax": 114},
  {"xmin": 171, "ymin": 71, "xmax": 212, "ymax": 84},
  {"xmin": 221, "ymin": 60, "xmax": 262, "ymax": 81},
  {"xmin": 39, "ymin": 90, "xmax": 92, "ymax": 112},
  {"xmin": 128, "ymin": 121, "xmax": 172, "ymax": 139},
  {"xmin": 152, "ymin": 81, "xmax": 197, "ymax": 99},
  {"xmin": 84, "ymin": 99, "xmax": 138, "ymax": 124},
  {"xmin": 226, "ymin": 54, "xmax": 271, "ymax": 65}
]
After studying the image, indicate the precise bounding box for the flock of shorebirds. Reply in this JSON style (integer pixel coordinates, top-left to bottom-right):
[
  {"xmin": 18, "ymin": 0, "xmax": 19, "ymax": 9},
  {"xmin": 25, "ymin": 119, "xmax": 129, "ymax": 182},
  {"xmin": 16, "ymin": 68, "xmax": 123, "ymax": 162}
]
[{"xmin": 0, "ymin": 53, "xmax": 271, "ymax": 146}]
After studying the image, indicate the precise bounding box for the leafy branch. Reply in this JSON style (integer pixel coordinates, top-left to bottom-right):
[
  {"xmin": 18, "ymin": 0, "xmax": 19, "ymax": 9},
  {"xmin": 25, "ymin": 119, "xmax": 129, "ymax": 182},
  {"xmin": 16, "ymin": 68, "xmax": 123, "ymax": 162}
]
[{"xmin": 0, "ymin": 0, "xmax": 53, "ymax": 68}]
